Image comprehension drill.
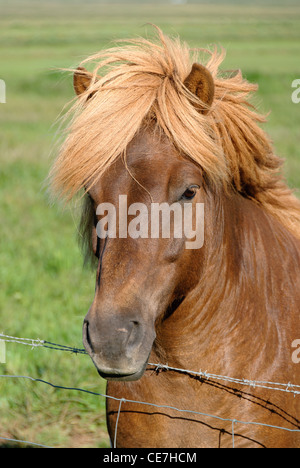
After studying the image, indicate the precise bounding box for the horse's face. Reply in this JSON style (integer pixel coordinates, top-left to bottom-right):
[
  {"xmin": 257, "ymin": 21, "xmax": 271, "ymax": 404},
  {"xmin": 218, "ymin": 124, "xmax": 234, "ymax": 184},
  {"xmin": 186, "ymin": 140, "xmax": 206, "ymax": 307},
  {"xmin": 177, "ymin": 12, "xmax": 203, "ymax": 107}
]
[{"xmin": 83, "ymin": 128, "xmax": 204, "ymax": 380}]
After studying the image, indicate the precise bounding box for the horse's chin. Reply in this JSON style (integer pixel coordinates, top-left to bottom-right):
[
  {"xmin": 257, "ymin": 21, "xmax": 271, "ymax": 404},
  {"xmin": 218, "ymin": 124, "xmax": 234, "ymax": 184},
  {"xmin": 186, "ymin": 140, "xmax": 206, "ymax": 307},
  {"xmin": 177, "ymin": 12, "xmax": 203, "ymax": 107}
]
[
  {"xmin": 97, "ymin": 367, "xmax": 146, "ymax": 382},
  {"xmin": 94, "ymin": 353, "xmax": 150, "ymax": 382}
]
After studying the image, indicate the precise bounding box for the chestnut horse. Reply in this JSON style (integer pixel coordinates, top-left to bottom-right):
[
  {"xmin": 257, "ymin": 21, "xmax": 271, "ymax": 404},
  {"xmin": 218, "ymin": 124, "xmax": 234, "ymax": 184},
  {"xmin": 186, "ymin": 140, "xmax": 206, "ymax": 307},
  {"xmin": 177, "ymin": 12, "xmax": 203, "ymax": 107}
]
[{"xmin": 50, "ymin": 29, "xmax": 300, "ymax": 447}]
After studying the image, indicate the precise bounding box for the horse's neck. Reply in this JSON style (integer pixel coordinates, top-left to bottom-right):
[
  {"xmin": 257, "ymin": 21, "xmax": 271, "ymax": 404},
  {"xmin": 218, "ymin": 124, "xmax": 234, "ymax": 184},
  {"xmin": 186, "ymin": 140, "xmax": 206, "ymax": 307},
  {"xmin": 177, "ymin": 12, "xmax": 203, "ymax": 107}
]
[
  {"xmin": 205, "ymin": 191, "xmax": 300, "ymax": 308},
  {"xmin": 157, "ymin": 193, "xmax": 300, "ymax": 377}
]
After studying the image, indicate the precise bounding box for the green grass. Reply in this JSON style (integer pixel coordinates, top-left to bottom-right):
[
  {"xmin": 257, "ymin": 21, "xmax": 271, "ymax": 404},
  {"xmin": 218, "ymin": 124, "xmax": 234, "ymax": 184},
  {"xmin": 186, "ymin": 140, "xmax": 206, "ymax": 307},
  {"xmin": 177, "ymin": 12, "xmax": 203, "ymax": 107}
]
[{"xmin": 0, "ymin": 0, "xmax": 299, "ymax": 448}]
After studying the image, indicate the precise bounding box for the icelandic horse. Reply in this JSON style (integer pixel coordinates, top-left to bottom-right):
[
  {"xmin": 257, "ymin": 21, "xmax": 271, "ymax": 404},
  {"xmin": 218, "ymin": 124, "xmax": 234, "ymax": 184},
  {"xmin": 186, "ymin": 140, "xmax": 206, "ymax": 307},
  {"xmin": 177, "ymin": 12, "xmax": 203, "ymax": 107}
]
[{"xmin": 50, "ymin": 29, "xmax": 300, "ymax": 447}]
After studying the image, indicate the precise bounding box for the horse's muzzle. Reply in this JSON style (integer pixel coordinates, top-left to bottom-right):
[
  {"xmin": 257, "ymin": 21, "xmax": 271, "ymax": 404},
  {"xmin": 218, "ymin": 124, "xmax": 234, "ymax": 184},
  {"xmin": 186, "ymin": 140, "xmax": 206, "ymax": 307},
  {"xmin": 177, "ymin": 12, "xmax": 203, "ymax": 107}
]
[{"xmin": 82, "ymin": 316, "xmax": 155, "ymax": 381}]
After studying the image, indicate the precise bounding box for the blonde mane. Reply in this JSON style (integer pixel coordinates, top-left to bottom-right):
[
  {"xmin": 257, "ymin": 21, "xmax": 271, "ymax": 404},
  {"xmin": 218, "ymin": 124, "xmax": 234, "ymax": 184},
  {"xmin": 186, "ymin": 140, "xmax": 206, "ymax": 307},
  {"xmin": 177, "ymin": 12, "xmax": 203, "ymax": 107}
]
[{"xmin": 50, "ymin": 27, "xmax": 300, "ymax": 239}]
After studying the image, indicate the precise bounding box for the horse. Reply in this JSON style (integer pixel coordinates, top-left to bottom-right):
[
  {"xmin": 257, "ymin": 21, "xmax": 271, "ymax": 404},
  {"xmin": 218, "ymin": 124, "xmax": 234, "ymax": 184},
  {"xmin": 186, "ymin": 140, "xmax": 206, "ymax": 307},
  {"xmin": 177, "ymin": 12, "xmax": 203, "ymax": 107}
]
[{"xmin": 49, "ymin": 28, "xmax": 300, "ymax": 448}]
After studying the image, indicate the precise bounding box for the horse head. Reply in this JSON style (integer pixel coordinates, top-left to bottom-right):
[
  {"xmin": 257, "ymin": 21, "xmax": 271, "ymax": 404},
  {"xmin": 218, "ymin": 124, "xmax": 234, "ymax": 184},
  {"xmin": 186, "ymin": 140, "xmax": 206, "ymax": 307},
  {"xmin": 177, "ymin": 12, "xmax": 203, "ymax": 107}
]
[{"xmin": 77, "ymin": 63, "xmax": 213, "ymax": 380}]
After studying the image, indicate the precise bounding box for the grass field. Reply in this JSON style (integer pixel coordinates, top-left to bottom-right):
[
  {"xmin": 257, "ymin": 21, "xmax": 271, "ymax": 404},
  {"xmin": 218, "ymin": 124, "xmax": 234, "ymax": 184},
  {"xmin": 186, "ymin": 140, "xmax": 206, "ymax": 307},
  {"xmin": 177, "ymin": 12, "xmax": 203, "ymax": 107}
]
[{"xmin": 0, "ymin": 0, "xmax": 299, "ymax": 448}]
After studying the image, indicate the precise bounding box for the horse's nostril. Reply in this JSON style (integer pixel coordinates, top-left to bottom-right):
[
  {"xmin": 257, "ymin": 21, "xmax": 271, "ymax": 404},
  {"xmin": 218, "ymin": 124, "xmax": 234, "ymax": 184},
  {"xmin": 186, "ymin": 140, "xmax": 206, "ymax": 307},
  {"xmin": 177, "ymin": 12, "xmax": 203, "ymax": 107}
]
[
  {"xmin": 83, "ymin": 316, "xmax": 144, "ymax": 359},
  {"xmin": 127, "ymin": 320, "xmax": 141, "ymax": 348},
  {"xmin": 83, "ymin": 320, "xmax": 93, "ymax": 354}
]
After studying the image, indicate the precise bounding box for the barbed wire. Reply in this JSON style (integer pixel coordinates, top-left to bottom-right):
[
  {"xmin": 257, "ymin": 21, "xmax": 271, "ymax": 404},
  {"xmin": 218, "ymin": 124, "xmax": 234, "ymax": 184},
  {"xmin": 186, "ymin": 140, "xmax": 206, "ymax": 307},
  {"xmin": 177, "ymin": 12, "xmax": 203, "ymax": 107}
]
[
  {"xmin": 0, "ymin": 334, "xmax": 44, "ymax": 348},
  {"xmin": 1, "ymin": 333, "xmax": 300, "ymax": 395},
  {"xmin": 147, "ymin": 362, "xmax": 300, "ymax": 396},
  {"xmin": 0, "ymin": 436, "xmax": 53, "ymax": 449},
  {"xmin": 0, "ymin": 333, "xmax": 86, "ymax": 354},
  {"xmin": 1, "ymin": 373, "xmax": 300, "ymax": 449},
  {"xmin": 1, "ymin": 332, "xmax": 300, "ymax": 448}
]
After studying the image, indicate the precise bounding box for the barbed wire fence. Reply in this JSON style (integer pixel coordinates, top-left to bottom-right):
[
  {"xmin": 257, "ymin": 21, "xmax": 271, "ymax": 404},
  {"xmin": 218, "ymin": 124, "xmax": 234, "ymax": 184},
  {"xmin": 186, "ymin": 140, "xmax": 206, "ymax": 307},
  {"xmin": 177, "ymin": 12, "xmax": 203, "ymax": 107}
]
[{"xmin": 0, "ymin": 333, "xmax": 300, "ymax": 448}]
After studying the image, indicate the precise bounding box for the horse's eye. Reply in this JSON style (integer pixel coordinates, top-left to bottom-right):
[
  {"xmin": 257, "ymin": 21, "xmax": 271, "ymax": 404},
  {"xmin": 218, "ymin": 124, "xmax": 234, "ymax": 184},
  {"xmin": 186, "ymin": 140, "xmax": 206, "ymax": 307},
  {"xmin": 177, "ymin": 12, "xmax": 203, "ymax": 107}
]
[{"xmin": 181, "ymin": 186, "xmax": 198, "ymax": 200}]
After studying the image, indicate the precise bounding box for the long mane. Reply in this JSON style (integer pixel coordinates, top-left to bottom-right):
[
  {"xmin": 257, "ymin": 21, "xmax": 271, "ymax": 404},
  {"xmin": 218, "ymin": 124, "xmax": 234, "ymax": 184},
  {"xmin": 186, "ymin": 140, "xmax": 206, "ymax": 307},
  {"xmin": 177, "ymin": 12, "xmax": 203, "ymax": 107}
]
[{"xmin": 49, "ymin": 27, "xmax": 300, "ymax": 240}]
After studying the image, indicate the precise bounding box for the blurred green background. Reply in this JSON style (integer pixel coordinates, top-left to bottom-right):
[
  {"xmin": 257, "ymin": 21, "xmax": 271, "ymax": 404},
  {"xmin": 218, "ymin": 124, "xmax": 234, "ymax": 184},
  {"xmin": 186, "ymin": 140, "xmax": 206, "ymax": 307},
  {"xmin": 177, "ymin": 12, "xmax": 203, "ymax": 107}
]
[{"xmin": 0, "ymin": 0, "xmax": 299, "ymax": 448}]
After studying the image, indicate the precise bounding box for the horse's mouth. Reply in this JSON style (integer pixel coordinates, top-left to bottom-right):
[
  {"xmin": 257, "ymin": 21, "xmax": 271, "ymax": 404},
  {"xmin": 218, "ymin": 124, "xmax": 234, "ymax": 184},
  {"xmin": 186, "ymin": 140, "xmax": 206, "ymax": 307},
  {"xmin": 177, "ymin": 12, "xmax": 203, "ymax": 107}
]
[
  {"xmin": 96, "ymin": 355, "xmax": 150, "ymax": 382},
  {"xmin": 97, "ymin": 367, "xmax": 145, "ymax": 382}
]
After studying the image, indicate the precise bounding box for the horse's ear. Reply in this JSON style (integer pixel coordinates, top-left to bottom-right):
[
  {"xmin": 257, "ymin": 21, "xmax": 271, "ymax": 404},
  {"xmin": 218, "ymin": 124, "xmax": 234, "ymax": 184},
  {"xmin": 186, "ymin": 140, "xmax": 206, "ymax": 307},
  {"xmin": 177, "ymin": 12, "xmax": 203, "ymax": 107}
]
[
  {"xmin": 73, "ymin": 66, "xmax": 93, "ymax": 96},
  {"xmin": 184, "ymin": 63, "xmax": 215, "ymax": 114}
]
